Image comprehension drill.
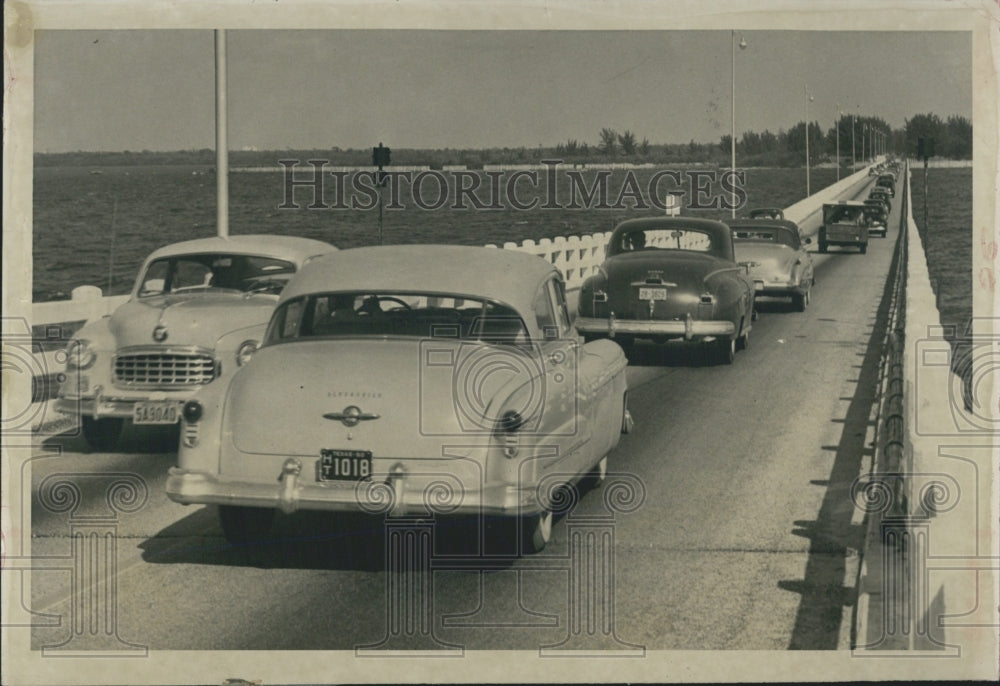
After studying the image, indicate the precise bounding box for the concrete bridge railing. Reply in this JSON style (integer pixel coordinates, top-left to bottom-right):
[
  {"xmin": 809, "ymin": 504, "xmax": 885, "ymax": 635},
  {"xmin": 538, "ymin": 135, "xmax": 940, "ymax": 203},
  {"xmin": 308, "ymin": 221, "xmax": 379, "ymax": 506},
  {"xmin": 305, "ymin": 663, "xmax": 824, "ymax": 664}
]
[{"xmin": 853, "ymin": 161, "xmax": 991, "ymax": 654}]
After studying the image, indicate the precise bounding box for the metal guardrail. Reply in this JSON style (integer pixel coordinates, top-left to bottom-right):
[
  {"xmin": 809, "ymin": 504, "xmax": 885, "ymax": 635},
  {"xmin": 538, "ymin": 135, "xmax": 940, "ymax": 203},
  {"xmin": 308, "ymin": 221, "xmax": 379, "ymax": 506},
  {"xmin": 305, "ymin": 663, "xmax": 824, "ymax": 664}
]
[{"xmin": 852, "ymin": 161, "xmax": 910, "ymax": 651}]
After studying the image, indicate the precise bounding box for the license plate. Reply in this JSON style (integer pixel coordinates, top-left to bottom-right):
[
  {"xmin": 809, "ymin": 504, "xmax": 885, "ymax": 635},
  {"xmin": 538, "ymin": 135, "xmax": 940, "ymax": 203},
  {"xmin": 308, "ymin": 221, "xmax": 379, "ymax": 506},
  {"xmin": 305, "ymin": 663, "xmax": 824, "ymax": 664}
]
[
  {"xmin": 638, "ymin": 287, "xmax": 667, "ymax": 300},
  {"xmin": 319, "ymin": 449, "xmax": 372, "ymax": 481},
  {"xmin": 754, "ymin": 281, "xmax": 764, "ymax": 291},
  {"xmin": 133, "ymin": 401, "xmax": 180, "ymax": 425}
]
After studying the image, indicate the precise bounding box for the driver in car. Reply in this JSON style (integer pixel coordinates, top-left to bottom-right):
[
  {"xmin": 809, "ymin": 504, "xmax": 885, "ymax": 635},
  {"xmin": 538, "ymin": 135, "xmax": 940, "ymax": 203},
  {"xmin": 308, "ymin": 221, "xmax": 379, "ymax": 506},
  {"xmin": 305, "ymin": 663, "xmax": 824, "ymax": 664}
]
[{"xmin": 627, "ymin": 231, "xmax": 647, "ymax": 251}]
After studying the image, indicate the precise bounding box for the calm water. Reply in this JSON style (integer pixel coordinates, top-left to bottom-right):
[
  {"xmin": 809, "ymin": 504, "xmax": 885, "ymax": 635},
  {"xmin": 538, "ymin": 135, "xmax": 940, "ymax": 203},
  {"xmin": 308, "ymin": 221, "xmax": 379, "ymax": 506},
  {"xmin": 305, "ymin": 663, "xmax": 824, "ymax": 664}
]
[
  {"xmin": 32, "ymin": 164, "xmax": 839, "ymax": 300},
  {"xmin": 907, "ymin": 166, "xmax": 972, "ymax": 335}
]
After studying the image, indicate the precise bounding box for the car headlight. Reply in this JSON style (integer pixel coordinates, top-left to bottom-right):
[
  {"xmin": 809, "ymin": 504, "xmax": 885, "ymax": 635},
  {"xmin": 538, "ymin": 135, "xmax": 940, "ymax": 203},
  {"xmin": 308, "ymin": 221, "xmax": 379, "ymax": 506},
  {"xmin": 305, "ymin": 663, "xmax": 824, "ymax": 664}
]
[
  {"xmin": 235, "ymin": 340, "xmax": 258, "ymax": 367},
  {"xmin": 65, "ymin": 339, "xmax": 96, "ymax": 370}
]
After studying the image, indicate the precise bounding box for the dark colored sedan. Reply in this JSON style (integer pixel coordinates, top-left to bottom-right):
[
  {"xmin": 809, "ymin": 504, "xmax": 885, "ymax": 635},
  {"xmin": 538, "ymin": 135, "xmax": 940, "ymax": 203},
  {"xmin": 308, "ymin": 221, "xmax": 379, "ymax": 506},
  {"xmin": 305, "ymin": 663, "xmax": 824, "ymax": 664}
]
[{"xmin": 575, "ymin": 217, "xmax": 755, "ymax": 364}]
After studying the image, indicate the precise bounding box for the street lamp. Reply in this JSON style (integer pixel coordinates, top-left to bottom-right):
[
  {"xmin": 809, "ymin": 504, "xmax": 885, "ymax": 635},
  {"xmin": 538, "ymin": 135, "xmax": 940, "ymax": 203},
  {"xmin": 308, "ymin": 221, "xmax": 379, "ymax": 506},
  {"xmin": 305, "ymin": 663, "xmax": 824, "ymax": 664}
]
[
  {"xmin": 851, "ymin": 112, "xmax": 856, "ymax": 173},
  {"xmin": 804, "ymin": 85, "xmax": 814, "ymax": 196},
  {"xmin": 730, "ymin": 30, "xmax": 747, "ymax": 218},
  {"xmin": 836, "ymin": 104, "xmax": 842, "ymax": 181}
]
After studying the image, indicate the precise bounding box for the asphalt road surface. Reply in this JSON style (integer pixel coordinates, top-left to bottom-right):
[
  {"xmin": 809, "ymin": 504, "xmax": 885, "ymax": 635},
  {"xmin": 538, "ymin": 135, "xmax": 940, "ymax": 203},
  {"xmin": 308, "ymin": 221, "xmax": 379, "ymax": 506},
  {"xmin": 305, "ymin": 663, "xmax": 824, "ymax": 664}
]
[{"xmin": 26, "ymin": 177, "xmax": 900, "ymax": 652}]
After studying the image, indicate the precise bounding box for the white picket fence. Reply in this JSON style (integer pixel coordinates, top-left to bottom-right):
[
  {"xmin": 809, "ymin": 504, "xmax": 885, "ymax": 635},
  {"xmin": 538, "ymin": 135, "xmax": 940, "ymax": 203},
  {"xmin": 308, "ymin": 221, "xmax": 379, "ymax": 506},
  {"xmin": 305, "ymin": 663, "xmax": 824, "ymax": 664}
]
[{"xmin": 486, "ymin": 222, "xmax": 707, "ymax": 292}]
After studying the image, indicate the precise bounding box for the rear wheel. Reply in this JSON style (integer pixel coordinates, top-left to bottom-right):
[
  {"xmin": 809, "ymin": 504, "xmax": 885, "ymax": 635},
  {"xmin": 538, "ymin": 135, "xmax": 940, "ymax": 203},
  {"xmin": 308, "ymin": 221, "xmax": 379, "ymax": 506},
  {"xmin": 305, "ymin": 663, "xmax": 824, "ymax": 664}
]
[
  {"xmin": 613, "ymin": 336, "xmax": 635, "ymax": 356},
  {"xmin": 219, "ymin": 506, "xmax": 275, "ymax": 545},
  {"xmin": 735, "ymin": 319, "xmax": 749, "ymax": 352},
  {"xmin": 792, "ymin": 291, "xmax": 808, "ymax": 312},
  {"xmin": 81, "ymin": 416, "xmax": 124, "ymax": 451},
  {"xmin": 519, "ymin": 510, "xmax": 553, "ymax": 555},
  {"xmin": 818, "ymin": 232, "xmax": 828, "ymax": 253},
  {"xmin": 581, "ymin": 456, "xmax": 609, "ymax": 492},
  {"xmin": 715, "ymin": 336, "xmax": 736, "ymax": 365},
  {"xmin": 860, "ymin": 243, "xmax": 868, "ymax": 254}
]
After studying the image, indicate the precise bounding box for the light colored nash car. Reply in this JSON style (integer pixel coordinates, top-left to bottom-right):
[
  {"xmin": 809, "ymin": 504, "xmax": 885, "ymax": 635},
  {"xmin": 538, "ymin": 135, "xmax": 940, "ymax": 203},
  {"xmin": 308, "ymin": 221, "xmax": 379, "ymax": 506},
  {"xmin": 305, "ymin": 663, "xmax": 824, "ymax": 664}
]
[
  {"xmin": 726, "ymin": 218, "xmax": 815, "ymax": 311},
  {"xmin": 166, "ymin": 245, "xmax": 632, "ymax": 554},
  {"xmin": 56, "ymin": 235, "xmax": 337, "ymax": 450}
]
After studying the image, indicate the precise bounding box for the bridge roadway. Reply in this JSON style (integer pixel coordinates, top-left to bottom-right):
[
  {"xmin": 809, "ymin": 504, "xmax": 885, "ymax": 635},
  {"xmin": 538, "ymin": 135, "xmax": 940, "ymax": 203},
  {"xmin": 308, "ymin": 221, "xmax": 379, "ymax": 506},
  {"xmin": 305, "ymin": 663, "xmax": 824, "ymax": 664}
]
[{"xmin": 27, "ymin": 178, "xmax": 898, "ymax": 653}]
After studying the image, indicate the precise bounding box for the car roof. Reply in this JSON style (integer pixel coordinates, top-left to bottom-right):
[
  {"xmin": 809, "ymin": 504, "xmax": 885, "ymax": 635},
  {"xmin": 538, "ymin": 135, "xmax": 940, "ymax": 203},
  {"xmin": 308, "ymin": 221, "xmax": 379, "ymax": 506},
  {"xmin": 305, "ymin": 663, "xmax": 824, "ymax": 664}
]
[
  {"xmin": 826, "ymin": 200, "xmax": 868, "ymax": 207},
  {"xmin": 279, "ymin": 244, "xmax": 559, "ymax": 316},
  {"xmin": 144, "ymin": 234, "xmax": 338, "ymax": 265}
]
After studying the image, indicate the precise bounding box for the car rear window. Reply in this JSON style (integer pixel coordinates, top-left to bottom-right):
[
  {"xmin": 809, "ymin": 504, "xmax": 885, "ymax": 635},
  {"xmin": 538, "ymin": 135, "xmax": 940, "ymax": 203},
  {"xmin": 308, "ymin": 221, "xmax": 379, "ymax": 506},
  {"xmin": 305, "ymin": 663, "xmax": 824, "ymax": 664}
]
[
  {"xmin": 731, "ymin": 227, "xmax": 798, "ymax": 248},
  {"xmin": 265, "ymin": 292, "xmax": 529, "ymax": 344},
  {"xmin": 610, "ymin": 228, "xmax": 714, "ymax": 255}
]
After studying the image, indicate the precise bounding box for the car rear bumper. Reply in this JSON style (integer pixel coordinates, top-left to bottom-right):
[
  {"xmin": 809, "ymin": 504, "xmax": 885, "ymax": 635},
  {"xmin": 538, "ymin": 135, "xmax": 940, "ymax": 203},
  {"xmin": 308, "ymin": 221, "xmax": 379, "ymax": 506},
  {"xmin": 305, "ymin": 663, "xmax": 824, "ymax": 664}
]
[
  {"xmin": 575, "ymin": 314, "xmax": 735, "ymax": 340},
  {"xmin": 165, "ymin": 465, "xmax": 547, "ymax": 517},
  {"xmin": 751, "ymin": 279, "xmax": 807, "ymax": 297}
]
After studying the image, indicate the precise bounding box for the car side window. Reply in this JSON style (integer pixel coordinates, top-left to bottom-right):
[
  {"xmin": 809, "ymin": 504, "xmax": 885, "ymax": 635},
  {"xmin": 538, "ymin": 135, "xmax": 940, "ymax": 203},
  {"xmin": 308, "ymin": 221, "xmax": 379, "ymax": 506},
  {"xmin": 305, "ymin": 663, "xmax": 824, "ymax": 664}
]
[
  {"xmin": 547, "ymin": 279, "xmax": 572, "ymax": 338},
  {"xmin": 533, "ymin": 283, "xmax": 559, "ymax": 340}
]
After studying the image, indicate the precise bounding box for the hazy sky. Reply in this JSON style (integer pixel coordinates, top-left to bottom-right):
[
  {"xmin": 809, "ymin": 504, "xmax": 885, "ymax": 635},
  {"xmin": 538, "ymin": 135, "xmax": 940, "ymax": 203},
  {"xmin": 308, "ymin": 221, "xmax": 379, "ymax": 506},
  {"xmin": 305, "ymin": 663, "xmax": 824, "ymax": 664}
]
[{"xmin": 34, "ymin": 29, "xmax": 972, "ymax": 152}]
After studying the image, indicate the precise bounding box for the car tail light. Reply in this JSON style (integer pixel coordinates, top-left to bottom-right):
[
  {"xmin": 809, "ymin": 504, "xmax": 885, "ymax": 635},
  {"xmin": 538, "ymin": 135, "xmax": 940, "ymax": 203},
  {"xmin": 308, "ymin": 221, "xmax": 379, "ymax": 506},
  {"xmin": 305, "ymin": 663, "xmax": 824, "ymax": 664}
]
[{"xmin": 497, "ymin": 410, "xmax": 523, "ymax": 458}]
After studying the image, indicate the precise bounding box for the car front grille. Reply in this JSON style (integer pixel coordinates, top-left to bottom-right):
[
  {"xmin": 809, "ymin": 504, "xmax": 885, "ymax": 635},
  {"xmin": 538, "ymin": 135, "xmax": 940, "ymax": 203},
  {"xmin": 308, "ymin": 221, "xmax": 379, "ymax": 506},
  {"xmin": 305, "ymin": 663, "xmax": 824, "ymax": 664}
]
[{"xmin": 113, "ymin": 348, "xmax": 217, "ymax": 388}]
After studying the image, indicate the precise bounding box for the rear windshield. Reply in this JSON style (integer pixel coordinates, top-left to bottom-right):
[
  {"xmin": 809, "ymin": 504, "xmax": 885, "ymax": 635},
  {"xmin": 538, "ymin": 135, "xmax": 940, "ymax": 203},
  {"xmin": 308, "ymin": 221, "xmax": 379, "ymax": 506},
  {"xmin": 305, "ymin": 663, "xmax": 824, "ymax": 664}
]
[
  {"xmin": 609, "ymin": 227, "xmax": 715, "ymax": 256},
  {"xmin": 731, "ymin": 227, "xmax": 799, "ymax": 248},
  {"xmin": 824, "ymin": 205, "xmax": 866, "ymax": 224},
  {"xmin": 137, "ymin": 253, "xmax": 296, "ymax": 297},
  {"xmin": 265, "ymin": 292, "xmax": 529, "ymax": 344}
]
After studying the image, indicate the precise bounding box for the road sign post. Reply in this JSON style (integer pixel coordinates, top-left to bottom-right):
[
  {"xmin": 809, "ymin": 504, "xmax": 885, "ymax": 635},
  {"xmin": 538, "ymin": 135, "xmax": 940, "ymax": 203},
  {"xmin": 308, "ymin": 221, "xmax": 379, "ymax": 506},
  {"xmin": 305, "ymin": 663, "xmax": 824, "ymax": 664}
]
[{"xmin": 373, "ymin": 143, "xmax": 391, "ymax": 246}]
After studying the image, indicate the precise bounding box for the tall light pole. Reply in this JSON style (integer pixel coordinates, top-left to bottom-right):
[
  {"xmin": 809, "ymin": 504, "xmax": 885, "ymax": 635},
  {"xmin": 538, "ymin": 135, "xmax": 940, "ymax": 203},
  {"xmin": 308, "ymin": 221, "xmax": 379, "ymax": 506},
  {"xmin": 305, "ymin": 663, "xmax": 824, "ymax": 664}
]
[
  {"xmin": 215, "ymin": 29, "xmax": 229, "ymax": 238},
  {"xmin": 804, "ymin": 85, "xmax": 814, "ymax": 196},
  {"xmin": 730, "ymin": 30, "xmax": 747, "ymax": 218},
  {"xmin": 851, "ymin": 113, "xmax": 856, "ymax": 173},
  {"xmin": 836, "ymin": 104, "xmax": 841, "ymax": 181}
]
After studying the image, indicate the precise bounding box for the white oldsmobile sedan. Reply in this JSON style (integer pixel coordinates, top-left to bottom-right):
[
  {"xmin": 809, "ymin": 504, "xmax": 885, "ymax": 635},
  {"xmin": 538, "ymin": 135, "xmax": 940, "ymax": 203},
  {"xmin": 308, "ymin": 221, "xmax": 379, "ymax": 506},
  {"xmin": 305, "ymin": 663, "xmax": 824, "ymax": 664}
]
[
  {"xmin": 55, "ymin": 235, "xmax": 337, "ymax": 450},
  {"xmin": 166, "ymin": 245, "xmax": 633, "ymax": 554}
]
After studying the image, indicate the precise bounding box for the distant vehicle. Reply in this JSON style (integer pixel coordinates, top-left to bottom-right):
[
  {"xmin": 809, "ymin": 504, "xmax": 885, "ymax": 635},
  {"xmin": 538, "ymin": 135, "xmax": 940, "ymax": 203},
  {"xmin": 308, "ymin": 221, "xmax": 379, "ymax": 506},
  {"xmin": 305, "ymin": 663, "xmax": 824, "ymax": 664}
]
[
  {"xmin": 876, "ymin": 174, "xmax": 896, "ymax": 197},
  {"xmin": 818, "ymin": 201, "xmax": 870, "ymax": 254},
  {"xmin": 862, "ymin": 200, "xmax": 889, "ymax": 237},
  {"xmin": 56, "ymin": 235, "xmax": 338, "ymax": 450},
  {"xmin": 166, "ymin": 245, "xmax": 633, "ymax": 554},
  {"xmin": 726, "ymin": 218, "xmax": 815, "ymax": 311},
  {"xmin": 869, "ymin": 187, "xmax": 893, "ymax": 214},
  {"xmin": 747, "ymin": 207, "xmax": 785, "ymax": 221},
  {"xmin": 576, "ymin": 217, "xmax": 755, "ymax": 364}
]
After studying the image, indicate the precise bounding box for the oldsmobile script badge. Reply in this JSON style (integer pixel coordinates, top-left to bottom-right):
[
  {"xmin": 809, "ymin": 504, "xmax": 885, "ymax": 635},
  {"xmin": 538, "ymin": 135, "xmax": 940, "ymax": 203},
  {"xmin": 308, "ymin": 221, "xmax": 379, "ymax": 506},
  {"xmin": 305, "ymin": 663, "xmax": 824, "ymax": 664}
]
[{"xmin": 323, "ymin": 405, "xmax": 381, "ymax": 427}]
